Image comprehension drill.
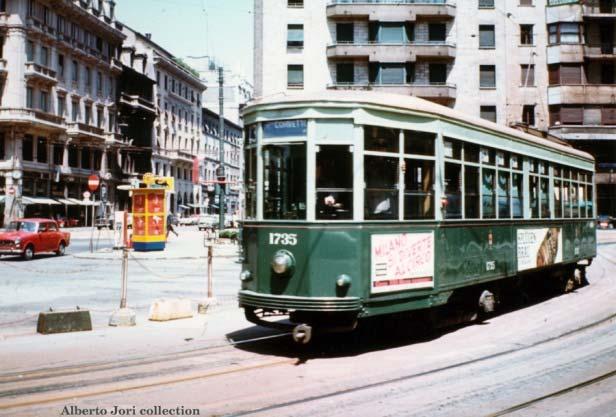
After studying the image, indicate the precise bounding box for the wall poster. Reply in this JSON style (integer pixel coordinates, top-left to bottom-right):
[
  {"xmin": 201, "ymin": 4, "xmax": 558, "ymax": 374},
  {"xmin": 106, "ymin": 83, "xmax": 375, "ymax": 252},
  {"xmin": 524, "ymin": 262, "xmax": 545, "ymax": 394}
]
[
  {"xmin": 370, "ymin": 232, "xmax": 435, "ymax": 294},
  {"xmin": 517, "ymin": 227, "xmax": 563, "ymax": 271}
]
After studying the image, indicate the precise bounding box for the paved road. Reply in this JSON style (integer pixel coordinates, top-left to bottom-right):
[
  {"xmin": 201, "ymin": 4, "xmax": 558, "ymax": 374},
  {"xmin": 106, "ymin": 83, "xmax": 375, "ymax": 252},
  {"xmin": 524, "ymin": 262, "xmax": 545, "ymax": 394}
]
[
  {"xmin": 1, "ymin": 232, "xmax": 615, "ymax": 417},
  {"xmin": 0, "ymin": 228, "xmax": 241, "ymax": 333}
]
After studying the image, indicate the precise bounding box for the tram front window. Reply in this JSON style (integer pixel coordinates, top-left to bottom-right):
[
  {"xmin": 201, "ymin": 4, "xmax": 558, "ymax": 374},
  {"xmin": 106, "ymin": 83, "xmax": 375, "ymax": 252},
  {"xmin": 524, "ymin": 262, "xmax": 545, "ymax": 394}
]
[
  {"xmin": 263, "ymin": 144, "xmax": 306, "ymax": 220},
  {"xmin": 316, "ymin": 145, "xmax": 353, "ymax": 220},
  {"xmin": 365, "ymin": 155, "xmax": 398, "ymax": 220}
]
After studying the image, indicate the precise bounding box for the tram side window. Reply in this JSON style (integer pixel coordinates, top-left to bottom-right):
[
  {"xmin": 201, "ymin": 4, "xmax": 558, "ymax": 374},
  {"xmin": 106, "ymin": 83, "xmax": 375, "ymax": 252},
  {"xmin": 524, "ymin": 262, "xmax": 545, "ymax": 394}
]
[
  {"xmin": 563, "ymin": 181, "xmax": 571, "ymax": 218},
  {"xmin": 482, "ymin": 168, "xmax": 496, "ymax": 219},
  {"xmin": 498, "ymin": 172, "xmax": 510, "ymax": 218},
  {"xmin": 578, "ymin": 183, "xmax": 586, "ymax": 218},
  {"xmin": 263, "ymin": 144, "xmax": 306, "ymax": 220},
  {"xmin": 530, "ymin": 175, "xmax": 539, "ymax": 218},
  {"xmin": 365, "ymin": 155, "xmax": 399, "ymax": 220},
  {"xmin": 404, "ymin": 130, "xmax": 435, "ymax": 156},
  {"xmin": 570, "ymin": 177, "xmax": 579, "ymax": 218},
  {"xmin": 443, "ymin": 139, "xmax": 461, "ymax": 160},
  {"xmin": 244, "ymin": 148, "xmax": 257, "ymax": 219},
  {"xmin": 365, "ymin": 125, "xmax": 399, "ymax": 153},
  {"xmin": 587, "ymin": 183, "xmax": 594, "ymax": 217},
  {"xmin": 540, "ymin": 177, "xmax": 550, "ymax": 218},
  {"xmin": 316, "ymin": 145, "xmax": 353, "ymax": 220},
  {"xmin": 554, "ymin": 179, "xmax": 562, "ymax": 218},
  {"xmin": 512, "ymin": 173, "xmax": 523, "ymax": 218},
  {"xmin": 404, "ymin": 159, "xmax": 434, "ymax": 219},
  {"xmin": 444, "ymin": 163, "xmax": 462, "ymax": 219},
  {"xmin": 464, "ymin": 166, "xmax": 480, "ymax": 219},
  {"xmin": 465, "ymin": 143, "xmax": 480, "ymax": 163}
]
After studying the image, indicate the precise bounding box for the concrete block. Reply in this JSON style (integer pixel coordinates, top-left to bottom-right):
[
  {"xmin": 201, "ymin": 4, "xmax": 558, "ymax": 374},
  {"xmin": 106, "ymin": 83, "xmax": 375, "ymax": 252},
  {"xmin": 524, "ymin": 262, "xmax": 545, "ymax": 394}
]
[
  {"xmin": 37, "ymin": 309, "xmax": 92, "ymax": 334},
  {"xmin": 109, "ymin": 307, "xmax": 137, "ymax": 327},
  {"xmin": 148, "ymin": 298, "xmax": 193, "ymax": 321}
]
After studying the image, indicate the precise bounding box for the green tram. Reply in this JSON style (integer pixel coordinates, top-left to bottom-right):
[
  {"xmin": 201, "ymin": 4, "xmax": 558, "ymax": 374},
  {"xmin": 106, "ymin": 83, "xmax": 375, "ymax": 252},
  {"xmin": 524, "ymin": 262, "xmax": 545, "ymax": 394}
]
[{"xmin": 239, "ymin": 91, "xmax": 596, "ymax": 343}]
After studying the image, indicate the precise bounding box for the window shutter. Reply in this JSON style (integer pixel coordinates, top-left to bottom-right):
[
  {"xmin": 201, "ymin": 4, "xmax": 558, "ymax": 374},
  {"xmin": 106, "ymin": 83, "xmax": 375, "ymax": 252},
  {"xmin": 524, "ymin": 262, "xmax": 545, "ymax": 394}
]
[
  {"xmin": 548, "ymin": 65, "xmax": 560, "ymax": 85},
  {"xmin": 560, "ymin": 65, "xmax": 582, "ymax": 84},
  {"xmin": 561, "ymin": 106, "xmax": 583, "ymax": 124},
  {"xmin": 602, "ymin": 107, "xmax": 616, "ymax": 125}
]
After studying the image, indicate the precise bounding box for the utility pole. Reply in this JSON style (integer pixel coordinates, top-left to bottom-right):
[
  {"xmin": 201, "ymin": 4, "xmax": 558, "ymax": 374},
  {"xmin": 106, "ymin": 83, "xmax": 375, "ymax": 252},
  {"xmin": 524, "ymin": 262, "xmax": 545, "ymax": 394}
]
[{"xmin": 217, "ymin": 66, "xmax": 226, "ymax": 230}]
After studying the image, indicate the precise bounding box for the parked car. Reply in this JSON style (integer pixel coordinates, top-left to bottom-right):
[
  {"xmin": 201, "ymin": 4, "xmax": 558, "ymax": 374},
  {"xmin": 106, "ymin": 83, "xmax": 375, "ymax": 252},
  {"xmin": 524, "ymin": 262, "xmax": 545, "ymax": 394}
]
[
  {"xmin": 597, "ymin": 215, "xmax": 614, "ymax": 229},
  {"xmin": 0, "ymin": 219, "xmax": 71, "ymax": 260}
]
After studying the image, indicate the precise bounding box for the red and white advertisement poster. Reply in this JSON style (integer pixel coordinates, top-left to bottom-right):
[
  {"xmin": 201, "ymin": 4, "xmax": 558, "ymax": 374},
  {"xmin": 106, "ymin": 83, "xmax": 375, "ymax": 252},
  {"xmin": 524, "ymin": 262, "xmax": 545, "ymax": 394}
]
[
  {"xmin": 147, "ymin": 215, "xmax": 165, "ymax": 237},
  {"xmin": 132, "ymin": 215, "xmax": 146, "ymax": 236},
  {"xmin": 132, "ymin": 194, "xmax": 146, "ymax": 214},
  {"xmin": 147, "ymin": 190, "xmax": 165, "ymax": 214},
  {"xmin": 370, "ymin": 232, "xmax": 435, "ymax": 294}
]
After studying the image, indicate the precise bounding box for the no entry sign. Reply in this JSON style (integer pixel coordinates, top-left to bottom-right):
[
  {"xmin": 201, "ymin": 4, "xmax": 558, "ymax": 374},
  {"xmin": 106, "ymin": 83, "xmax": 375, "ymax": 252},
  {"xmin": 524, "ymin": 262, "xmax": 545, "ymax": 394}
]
[{"xmin": 88, "ymin": 175, "xmax": 100, "ymax": 192}]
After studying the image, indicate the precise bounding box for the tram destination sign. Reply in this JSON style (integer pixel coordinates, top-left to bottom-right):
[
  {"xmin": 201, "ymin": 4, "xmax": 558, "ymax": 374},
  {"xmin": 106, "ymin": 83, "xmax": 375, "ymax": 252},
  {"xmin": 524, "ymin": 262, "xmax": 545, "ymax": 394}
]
[
  {"xmin": 263, "ymin": 119, "xmax": 307, "ymax": 138},
  {"xmin": 370, "ymin": 232, "xmax": 435, "ymax": 294}
]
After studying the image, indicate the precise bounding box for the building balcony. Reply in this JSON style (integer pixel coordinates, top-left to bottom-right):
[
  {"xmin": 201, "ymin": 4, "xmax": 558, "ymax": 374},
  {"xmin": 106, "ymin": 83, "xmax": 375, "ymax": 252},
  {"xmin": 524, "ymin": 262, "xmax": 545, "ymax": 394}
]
[
  {"xmin": 32, "ymin": 109, "xmax": 65, "ymax": 126},
  {"xmin": 546, "ymin": 3, "xmax": 583, "ymax": 25},
  {"xmin": 24, "ymin": 62, "xmax": 57, "ymax": 85},
  {"xmin": 168, "ymin": 89, "xmax": 194, "ymax": 106},
  {"xmin": 584, "ymin": 43, "xmax": 616, "ymax": 59},
  {"xmin": 119, "ymin": 93, "xmax": 156, "ymax": 114},
  {"xmin": 326, "ymin": 1, "xmax": 456, "ymax": 20},
  {"xmin": 0, "ymin": 108, "xmax": 64, "ymax": 130},
  {"xmin": 154, "ymin": 148, "xmax": 197, "ymax": 163},
  {"xmin": 546, "ymin": 44, "xmax": 584, "ymax": 64},
  {"xmin": 549, "ymin": 124, "xmax": 616, "ymax": 141},
  {"xmin": 583, "ymin": 1, "xmax": 616, "ymax": 18},
  {"xmin": 328, "ymin": 82, "xmax": 456, "ymax": 99},
  {"xmin": 548, "ymin": 84, "xmax": 616, "ymax": 105},
  {"xmin": 327, "ymin": 42, "xmax": 455, "ymax": 61},
  {"xmin": 66, "ymin": 121, "xmax": 106, "ymax": 140}
]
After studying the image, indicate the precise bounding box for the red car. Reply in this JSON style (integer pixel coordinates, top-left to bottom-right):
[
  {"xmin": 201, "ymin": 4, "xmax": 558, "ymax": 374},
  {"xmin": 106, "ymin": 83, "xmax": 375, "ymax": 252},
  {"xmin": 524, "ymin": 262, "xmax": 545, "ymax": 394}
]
[{"xmin": 0, "ymin": 219, "xmax": 71, "ymax": 260}]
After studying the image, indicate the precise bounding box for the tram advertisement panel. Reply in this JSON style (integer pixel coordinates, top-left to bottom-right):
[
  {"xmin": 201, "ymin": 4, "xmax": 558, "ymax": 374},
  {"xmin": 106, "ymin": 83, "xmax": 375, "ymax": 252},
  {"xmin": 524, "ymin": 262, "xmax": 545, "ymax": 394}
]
[
  {"xmin": 370, "ymin": 232, "xmax": 435, "ymax": 294},
  {"xmin": 517, "ymin": 228, "xmax": 563, "ymax": 271}
]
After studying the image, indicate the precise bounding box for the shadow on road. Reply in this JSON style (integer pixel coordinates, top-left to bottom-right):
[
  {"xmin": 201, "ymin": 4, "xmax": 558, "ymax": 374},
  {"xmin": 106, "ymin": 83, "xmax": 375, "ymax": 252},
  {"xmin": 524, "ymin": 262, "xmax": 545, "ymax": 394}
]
[{"xmin": 227, "ymin": 276, "xmax": 585, "ymax": 361}]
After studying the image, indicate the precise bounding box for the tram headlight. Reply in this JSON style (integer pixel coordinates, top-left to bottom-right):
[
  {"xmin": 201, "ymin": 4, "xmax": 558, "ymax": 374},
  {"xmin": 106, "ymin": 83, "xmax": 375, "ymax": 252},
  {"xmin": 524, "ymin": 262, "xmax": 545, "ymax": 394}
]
[
  {"xmin": 336, "ymin": 274, "xmax": 352, "ymax": 288},
  {"xmin": 240, "ymin": 270, "xmax": 253, "ymax": 282},
  {"xmin": 271, "ymin": 250, "xmax": 295, "ymax": 276}
]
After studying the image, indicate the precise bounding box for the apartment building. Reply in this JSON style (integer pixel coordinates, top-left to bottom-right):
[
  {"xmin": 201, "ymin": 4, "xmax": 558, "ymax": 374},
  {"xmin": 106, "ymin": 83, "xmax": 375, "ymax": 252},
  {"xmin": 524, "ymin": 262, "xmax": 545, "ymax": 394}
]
[
  {"xmin": 121, "ymin": 26, "xmax": 206, "ymax": 214},
  {"xmin": 545, "ymin": 0, "xmax": 616, "ymax": 215},
  {"xmin": 201, "ymin": 107, "xmax": 242, "ymax": 217},
  {"xmin": 254, "ymin": 0, "xmax": 616, "ymax": 216},
  {"xmin": 0, "ymin": 0, "xmax": 125, "ymax": 226}
]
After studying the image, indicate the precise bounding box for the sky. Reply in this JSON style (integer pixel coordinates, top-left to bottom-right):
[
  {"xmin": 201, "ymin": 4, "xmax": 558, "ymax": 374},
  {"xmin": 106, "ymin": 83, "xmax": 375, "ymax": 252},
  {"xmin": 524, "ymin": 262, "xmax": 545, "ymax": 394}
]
[{"xmin": 115, "ymin": 0, "xmax": 253, "ymax": 80}]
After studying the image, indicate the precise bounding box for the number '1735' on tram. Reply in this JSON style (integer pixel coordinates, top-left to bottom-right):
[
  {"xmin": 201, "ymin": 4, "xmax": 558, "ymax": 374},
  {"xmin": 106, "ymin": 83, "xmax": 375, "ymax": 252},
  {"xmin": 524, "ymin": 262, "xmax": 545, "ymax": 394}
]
[{"xmin": 238, "ymin": 91, "xmax": 596, "ymax": 341}]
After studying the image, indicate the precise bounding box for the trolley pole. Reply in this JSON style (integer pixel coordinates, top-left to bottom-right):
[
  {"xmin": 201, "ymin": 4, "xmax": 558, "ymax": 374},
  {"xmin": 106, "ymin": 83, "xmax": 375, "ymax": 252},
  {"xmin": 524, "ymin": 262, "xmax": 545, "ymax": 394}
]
[
  {"xmin": 207, "ymin": 245, "xmax": 213, "ymax": 299},
  {"xmin": 198, "ymin": 229, "xmax": 217, "ymax": 314},
  {"xmin": 120, "ymin": 247, "xmax": 129, "ymax": 309},
  {"xmin": 217, "ymin": 66, "xmax": 226, "ymax": 231},
  {"xmin": 109, "ymin": 205, "xmax": 136, "ymax": 327}
]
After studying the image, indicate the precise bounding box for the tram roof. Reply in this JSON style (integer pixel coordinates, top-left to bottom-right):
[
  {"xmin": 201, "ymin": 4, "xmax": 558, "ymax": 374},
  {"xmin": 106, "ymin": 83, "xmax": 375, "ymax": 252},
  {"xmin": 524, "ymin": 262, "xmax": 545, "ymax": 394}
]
[{"xmin": 245, "ymin": 91, "xmax": 594, "ymax": 163}]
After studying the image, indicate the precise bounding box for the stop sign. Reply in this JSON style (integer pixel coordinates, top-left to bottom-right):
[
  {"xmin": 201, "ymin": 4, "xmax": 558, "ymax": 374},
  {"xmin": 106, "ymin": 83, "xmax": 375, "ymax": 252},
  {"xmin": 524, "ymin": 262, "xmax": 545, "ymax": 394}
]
[{"xmin": 88, "ymin": 175, "xmax": 100, "ymax": 192}]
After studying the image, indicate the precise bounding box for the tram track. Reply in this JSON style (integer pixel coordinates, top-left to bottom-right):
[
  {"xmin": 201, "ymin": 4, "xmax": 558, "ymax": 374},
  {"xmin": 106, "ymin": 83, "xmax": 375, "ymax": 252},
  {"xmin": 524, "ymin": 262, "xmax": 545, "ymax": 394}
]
[
  {"xmin": 0, "ymin": 332, "xmax": 293, "ymax": 411},
  {"xmin": 2, "ymin": 249, "xmax": 614, "ymax": 414},
  {"xmin": 486, "ymin": 367, "xmax": 616, "ymax": 416}
]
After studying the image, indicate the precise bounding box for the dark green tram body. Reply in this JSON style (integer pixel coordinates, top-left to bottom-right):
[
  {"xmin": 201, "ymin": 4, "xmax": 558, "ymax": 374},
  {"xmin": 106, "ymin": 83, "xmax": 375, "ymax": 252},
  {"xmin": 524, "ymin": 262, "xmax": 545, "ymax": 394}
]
[
  {"xmin": 239, "ymin": 220, "xmax": 596, "ymax": 322},
  {"xmin": 238, "ymin": 91, "xmax": 597, "ymax": 335}
]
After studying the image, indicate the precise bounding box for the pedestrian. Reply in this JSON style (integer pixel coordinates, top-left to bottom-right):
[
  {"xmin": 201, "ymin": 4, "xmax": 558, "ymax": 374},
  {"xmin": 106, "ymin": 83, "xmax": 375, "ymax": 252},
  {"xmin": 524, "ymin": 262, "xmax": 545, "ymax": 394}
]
[{"xmin": 166, "ymin": 213, "xmax": 178, "ymax": 238}]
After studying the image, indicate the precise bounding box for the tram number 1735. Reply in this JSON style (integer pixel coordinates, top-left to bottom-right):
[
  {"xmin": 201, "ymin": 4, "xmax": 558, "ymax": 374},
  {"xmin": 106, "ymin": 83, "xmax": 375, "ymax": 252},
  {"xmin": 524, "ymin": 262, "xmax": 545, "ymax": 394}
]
[{"xmin": 269, "ymin": 233, "xmax": 298, "ymax": 246}]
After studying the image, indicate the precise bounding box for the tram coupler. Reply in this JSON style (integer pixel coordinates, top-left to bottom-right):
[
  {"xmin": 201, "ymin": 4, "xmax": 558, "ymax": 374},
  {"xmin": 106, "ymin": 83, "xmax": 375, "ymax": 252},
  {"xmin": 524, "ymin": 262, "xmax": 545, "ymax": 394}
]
[{"xmin": 292, "ymin": 324, "xmax": 312, "ymax": 344}]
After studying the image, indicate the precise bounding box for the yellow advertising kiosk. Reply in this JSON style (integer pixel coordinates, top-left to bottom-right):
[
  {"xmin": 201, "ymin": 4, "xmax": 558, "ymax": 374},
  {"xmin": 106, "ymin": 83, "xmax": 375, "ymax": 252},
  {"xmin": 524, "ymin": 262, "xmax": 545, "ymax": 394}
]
[{"xmin": 131, "ymin": 174, "xmax": 174, "ymax": 252}]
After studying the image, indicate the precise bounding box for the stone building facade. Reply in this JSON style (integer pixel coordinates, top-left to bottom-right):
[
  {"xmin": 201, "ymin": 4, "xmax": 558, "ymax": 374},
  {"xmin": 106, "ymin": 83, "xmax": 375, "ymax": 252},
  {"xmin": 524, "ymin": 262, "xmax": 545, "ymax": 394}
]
[
  {"xmin": 121, "ymin": 26, "xmax": 206, "ymax": 214},
  {"xmin": 201, "ymin": 107, "xmax": 242, "ymax": 217},
  {"xmin": 0, "ymin": 0, "xmax": 125, "ymax": 226},
  {"xmin": 253, "ymin": 0, "xmax": 616, "ymax": 216}
]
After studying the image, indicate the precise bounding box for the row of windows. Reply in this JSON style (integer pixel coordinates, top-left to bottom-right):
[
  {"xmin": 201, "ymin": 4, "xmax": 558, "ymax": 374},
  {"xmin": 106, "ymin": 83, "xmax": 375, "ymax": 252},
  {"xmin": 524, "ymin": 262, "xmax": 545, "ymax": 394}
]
[
  {"xmin": 21, "ymin": 135, "xmax": 104, "ymax": 170},
  {"xmin": 156, "ymin": 71, "xmax": 202, "ymax": 107},
  {"xmin": 27, "ymin": 0, "xmax": 119, "ymax": 62},
  {"xmin": 245, "ymin": 124, "xmax": 594, "ymax": 221}
]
